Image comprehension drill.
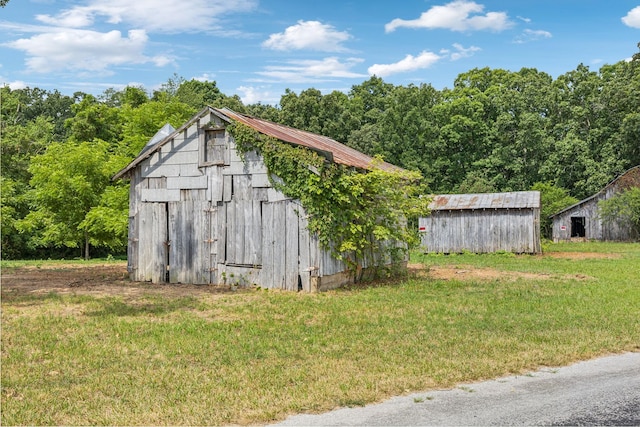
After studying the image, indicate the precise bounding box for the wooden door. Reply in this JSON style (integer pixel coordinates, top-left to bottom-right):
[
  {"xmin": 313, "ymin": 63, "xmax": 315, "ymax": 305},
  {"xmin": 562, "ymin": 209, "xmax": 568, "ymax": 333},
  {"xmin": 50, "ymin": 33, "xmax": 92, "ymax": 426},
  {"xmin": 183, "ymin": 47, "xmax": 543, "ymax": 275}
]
[
  {"xmin": 168, "ymin": 201, "xmax": 212, "ymax": 284},
  {"xmin": 137, "ymin": 202, "xmax": 168, "ymax": 283}
]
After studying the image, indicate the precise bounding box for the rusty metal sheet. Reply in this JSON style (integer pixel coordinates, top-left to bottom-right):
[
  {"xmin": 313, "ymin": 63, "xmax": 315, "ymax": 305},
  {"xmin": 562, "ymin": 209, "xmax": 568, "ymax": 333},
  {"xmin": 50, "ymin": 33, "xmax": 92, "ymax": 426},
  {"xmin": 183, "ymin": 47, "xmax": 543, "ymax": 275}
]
[
  {"xmin": 217, "ymin": 108, "xmax": 402, "ymax": 172},
  {"xmin": 428, "ymin": 191, "xmax": 540, "ymax": 211}
]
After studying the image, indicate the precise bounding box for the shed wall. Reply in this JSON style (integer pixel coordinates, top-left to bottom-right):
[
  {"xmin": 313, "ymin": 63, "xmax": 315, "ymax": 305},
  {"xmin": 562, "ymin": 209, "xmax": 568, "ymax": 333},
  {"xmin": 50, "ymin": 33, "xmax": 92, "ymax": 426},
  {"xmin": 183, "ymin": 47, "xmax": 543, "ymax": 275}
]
[{"xmin": 420, "ymin": 208, "xmax": 541, "ymax": 254}]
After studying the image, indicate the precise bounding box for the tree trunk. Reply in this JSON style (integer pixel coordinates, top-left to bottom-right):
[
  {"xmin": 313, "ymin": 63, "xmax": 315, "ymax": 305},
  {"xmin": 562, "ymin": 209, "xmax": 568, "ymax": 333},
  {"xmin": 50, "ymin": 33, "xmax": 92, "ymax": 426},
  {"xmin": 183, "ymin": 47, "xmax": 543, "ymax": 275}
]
[{"xmin": 84, "ymin": 231, "xmax": 90, "ymax": 260}]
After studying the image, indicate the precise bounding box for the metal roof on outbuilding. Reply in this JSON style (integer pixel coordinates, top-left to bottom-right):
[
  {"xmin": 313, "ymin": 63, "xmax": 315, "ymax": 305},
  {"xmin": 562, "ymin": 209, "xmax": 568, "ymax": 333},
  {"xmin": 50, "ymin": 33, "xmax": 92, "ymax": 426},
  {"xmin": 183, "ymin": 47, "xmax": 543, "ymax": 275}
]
[{"xmin": 428, "ymin": 191, "xmax": 540, "ymax": 211}]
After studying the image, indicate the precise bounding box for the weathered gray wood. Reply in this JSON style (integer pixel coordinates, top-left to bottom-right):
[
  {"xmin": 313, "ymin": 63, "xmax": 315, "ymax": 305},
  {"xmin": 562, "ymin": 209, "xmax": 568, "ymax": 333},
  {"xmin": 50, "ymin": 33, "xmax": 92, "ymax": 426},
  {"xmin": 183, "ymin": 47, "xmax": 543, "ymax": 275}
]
[
  {"xmin": 210, "ymin": 167, "xmax": 223, "ymax": 202},
  {"xmin": 252, "ymin": 188, "xmax": 269, "ymax": 201},
  {"xmin": 204, "ymin": 129, "xmax": 227, "ymax": 165},
  {"xmin": 216, "ymin": 202, "xmax": 226, "ymax": 269},
  {"xmin": 127, "ymin": 215, "xmax": 137, "ymax": 276},
  {"xmin": 225, "ymin": 161, "xmax": 248, "ymax": 175},
  {"xmin": 129, "ymin": 168, "xmax": 143, "ymax": 217},
  {"xmin": 223, "ymin": 175, "xmax": 232, "ymax": 202},
  {"xmin": 207, "ymin": 206, "xmax": 218, "ymax": 284},
  {"xmin": 261, "ymin": 201, "xmax": 287, "ymax": 289},
  {"xmin": 141, "ymin": 188, "xmax": 181, "ymax": 202},
  {"xmin": 421, "ymin": 208, "xmax": 540, "ymax": 254},
  {"xmin": 247, "ymin": 200, "xmax": 262, "ymax": 266},
  {"xmin": 233, "ymin": 175, "xmax": 252, "ymax": 200},
  {"xmin": 168, "ymin": 201, "xmax": 210, "ymax": 284},
  {"xmin": 137, "ymin": 203, "xmax": 167, "ymax": 283},
  {"xmin": 141, "ymin": 163, "xmax": 181, "ymax": 178},
  {"xmin": 161, "ymin": 135, "xmax": 198, "ymax": 154},
  {"xmin": 157, "ymin": 150, "xmax": 199, "ymax": 166},
  {"xmin": 285, "ymin": 201, "xmax": 299, "ymax": 291},
  {"xmin": 167, "ymin": 176, "xmax": 208, "ymax": 190},
  {"xmin": 180, "ymin": 163, "xmax": 202, "ymax": 177},
  {"xmin": 261, "ymin": 202, "xmax": 274, "ymax": 289},
  {"xmin": 146, "ymin": 177, "xmax": 167, "ymax": 189},
  {"xmin": 180, "ymin": 189, "xmax": 206, "ymax": 201},
  {"xmin": 298, "ymin": 210, "xmax": 311, "ymax": 292},
  {"xmin": 252, "ymin": 173, "xmax": 271, "ymax": 188},
  {"xmin": 225, "ymin": 199, "xmax": 262, "ymax": 266},
  {"xmin": 267, "ymin": 188, "xmax": 290, "ymax": 202}
]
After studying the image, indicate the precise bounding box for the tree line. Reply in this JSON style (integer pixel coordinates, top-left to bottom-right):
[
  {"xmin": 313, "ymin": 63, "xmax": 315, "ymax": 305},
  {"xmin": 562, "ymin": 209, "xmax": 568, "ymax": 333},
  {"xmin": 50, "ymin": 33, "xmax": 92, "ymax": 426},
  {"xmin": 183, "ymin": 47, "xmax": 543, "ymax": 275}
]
[{"xmin": 2, "ymin": 46, "xmax": 640, "ymax": 259}]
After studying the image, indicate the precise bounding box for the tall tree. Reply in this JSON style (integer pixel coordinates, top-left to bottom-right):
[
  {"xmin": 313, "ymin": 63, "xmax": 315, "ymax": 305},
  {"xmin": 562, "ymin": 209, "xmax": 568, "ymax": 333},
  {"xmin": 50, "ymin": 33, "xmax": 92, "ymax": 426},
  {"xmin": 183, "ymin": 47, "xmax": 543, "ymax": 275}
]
[{"xmin": 18, "ymin": 140, "xmax": 117, "ymax": 259}]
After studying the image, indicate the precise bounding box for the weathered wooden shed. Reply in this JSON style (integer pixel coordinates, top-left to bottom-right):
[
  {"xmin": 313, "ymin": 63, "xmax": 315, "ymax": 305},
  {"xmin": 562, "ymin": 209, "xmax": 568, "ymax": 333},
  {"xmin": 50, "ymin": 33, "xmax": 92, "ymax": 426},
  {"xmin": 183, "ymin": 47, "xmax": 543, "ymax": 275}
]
[
  {"xmin": 113, "ymin": 106, "xmax": 403, "ymax": 291},
  {"xmin": 419, "ymin": 191, "xmax": 542, "ymax": 254},
  {"xmin": 550, "ymin": 165, "xmax": 640, "ymax": 242}
]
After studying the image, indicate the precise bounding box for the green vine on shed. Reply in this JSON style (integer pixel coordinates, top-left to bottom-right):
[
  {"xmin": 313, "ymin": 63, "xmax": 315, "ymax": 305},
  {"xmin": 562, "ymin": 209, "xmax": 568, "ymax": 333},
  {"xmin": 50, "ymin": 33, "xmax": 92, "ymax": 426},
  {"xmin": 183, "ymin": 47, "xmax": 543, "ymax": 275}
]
[{"xmin": 228, "ymin": 122, "xmax": 430, "ymax": 278}]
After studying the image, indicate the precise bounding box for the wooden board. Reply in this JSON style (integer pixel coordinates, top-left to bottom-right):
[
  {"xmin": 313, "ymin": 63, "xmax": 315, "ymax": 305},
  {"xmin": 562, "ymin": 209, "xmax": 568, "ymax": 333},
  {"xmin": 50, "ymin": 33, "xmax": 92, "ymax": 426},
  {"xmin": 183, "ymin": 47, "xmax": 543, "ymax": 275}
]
[
  {"xmin": 136, "ymin": 202, "xmax": 167, "ymax": 283},
  {"xmin": 225, "ymin": 199, "xmax": 262, "ymax": 266},
  {"xmin": 168, "ymin": 201, "xmax": 211, "ymax": 284}
]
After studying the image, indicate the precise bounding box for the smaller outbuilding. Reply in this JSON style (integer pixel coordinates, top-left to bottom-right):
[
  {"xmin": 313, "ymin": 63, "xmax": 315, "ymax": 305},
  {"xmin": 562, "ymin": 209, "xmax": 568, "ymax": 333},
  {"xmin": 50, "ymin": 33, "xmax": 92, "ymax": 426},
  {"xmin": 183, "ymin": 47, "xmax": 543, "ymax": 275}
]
[
  {"xmin": 419, "ymin": 191, "xmax": 541, "ymax": 254},
  {"xmin": 550, "ymin": 165, "xmax": 640, "ymax": 242}
]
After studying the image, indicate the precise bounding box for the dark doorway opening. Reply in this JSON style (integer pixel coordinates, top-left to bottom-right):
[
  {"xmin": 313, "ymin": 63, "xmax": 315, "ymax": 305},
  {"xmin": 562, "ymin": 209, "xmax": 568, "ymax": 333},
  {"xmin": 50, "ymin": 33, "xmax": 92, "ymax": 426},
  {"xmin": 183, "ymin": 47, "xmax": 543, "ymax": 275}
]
[{"xmin": 571, "ymin": 217, "xmax": 586, "ymax": 237}]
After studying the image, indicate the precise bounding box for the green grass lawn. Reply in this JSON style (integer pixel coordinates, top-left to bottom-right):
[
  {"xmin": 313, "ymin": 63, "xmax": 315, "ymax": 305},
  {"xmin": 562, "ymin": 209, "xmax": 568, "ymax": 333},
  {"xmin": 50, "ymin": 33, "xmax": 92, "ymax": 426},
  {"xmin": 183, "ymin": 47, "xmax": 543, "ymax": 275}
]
[{"xmin": 2, "ymin": 242, "xmax": 639, "ymax": 425}]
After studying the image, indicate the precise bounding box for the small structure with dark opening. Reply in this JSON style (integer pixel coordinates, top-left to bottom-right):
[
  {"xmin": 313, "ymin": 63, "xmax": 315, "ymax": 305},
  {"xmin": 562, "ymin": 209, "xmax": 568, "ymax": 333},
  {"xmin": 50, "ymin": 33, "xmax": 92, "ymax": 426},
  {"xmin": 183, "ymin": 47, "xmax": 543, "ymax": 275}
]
[
  {"xmin": 419, "ymin": 191, "xmax": 541, "ymax": 254},
  {"xmin": 550, "ymin": 165, "xmax": 640, "ymax": 242}
]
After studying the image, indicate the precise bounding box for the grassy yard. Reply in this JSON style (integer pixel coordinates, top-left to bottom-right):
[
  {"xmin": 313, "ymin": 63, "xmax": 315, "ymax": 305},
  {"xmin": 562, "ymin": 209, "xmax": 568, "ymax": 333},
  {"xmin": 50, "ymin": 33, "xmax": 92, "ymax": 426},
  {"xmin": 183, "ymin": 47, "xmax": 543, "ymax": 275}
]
[{"xmin": 2, "ymin": 242, "xmax": 639, "ymax": 425}]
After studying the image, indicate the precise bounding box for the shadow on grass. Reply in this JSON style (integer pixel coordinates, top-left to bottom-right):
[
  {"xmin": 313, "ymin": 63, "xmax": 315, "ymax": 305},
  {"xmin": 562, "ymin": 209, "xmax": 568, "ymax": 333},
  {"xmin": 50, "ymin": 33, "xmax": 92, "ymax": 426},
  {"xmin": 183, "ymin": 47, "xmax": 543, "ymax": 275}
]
[{"xmin": 85, "ymin": 297, "xmax": 201, "ymax": 317}]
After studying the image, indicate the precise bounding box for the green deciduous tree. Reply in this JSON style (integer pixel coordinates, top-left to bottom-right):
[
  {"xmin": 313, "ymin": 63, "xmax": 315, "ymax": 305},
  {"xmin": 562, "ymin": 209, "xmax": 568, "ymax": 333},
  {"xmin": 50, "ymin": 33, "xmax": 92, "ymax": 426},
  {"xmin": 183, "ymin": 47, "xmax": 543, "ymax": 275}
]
[
  {"xmin": 18, "ymin": 140, "xmax": 122, "ymax": 259},
  {"xmin": 66, "ymin": 94, "xmax": 123, "ymax": 144}
]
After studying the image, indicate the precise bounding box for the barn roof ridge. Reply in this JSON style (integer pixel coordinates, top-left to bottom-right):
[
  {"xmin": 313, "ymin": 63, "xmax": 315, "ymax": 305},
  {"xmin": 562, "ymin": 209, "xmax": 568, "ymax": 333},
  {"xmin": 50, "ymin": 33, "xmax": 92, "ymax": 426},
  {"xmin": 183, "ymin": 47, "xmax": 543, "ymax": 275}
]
[
  {"xmin": 113, "ymin": 106, "xmax": 402, "ymax": 180},
  {"xmin": 549, "ymin": 165, "xmax": 640, "ymax": 218}
]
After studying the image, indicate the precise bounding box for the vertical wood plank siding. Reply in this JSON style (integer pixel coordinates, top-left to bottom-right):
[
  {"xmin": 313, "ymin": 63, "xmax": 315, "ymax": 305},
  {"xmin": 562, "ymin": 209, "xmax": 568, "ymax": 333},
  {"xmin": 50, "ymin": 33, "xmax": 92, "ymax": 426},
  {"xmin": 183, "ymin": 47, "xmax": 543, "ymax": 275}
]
[
  {"xmin": 421, "ymin": 208, "xmax": 541, "ymax": 254},
  {"xmin": 136, "ymin": 202, "xmax": 167, "ymax": 282}
]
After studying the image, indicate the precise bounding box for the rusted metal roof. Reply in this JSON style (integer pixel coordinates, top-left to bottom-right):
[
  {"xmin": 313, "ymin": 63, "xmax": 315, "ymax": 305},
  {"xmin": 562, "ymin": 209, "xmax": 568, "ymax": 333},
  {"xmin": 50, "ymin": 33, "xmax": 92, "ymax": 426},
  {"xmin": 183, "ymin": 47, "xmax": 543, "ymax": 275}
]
[
  {"xmin": 428, "ymin": 191, "xmax": 540, "ymax": 211},
  {"xmin": 215, "ymin": 108, "xmax": 401, "ymax": 172}
]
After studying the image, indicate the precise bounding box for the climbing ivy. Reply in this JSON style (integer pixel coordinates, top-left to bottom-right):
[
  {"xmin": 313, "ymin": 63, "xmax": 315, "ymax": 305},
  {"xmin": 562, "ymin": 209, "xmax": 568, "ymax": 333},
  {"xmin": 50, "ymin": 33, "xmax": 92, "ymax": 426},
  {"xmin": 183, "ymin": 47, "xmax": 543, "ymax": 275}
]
[{"xmin": 228, "ymin": 122, "xmax": 430, "ymax": 278}]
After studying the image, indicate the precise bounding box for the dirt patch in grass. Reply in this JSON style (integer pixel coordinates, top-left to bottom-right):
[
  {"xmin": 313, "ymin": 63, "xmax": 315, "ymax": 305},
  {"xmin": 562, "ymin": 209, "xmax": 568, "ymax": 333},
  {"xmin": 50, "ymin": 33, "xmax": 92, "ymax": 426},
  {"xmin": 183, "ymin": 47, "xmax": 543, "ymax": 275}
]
[
  {"xmin": 1, "ymin": 263, "xmax": 237, "ymax": 300},
  {"xmin": 408, "ymin": 264, "xmax": 592, "ymax": 282}
]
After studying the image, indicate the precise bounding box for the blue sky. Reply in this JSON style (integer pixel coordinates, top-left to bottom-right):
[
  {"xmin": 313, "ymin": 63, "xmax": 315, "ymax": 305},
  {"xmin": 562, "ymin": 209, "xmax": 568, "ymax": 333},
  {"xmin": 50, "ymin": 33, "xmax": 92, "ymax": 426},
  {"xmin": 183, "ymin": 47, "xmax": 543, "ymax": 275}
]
[{"xmin": 1, "ymin": 1, "xmax": 640, "ymax": 105}]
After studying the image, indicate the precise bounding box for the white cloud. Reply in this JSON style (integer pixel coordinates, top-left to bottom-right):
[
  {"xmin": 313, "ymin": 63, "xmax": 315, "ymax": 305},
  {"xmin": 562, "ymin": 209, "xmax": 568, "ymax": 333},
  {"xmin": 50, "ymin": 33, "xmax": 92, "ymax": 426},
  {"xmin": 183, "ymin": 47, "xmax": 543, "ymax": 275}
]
[
  {"xmin": 257, "ymin": 57, "xmax": 366, "ymax": 83},
  {"xmin": 6, "ymin": 28, "xmax": 173, "ymax": 73},
  {"xmin": 262, "ymin": 20, "xmax": 352, "ymax": 52},
  {"xmin": 513, "ymin": 29, "xmax": 552, "ymax": 44},
  {"xmin": 385, "ymin": 0, "xmax": 513, "ymax": 33},
  {"xmin": 236, "ymin": 85, "xmax": 279, "ymax": 105},
  {"xmin": 448, "ymin": 43, "xmax": 481, "ymax": 60},
  {"xmin": 2, "ymin": 80, "xmax": 27, "ymax": 90},
  {"xmin": 35, "ymin": 0, "xmax": 258, "ymax": 33},
  {"xmin": 622, "ymin": 6, "xmax": 640, "ymax": 28},
  {"xmin": 36, "ymin": 7, "xmax": 95, "ymax": 28},
  {"xmin": 368, "ymin": 51, "xmax": 441, "ymax": 77},
  {"xmin": 194, "ymin": 73, "xmax": 217, "ymax": 82}
]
